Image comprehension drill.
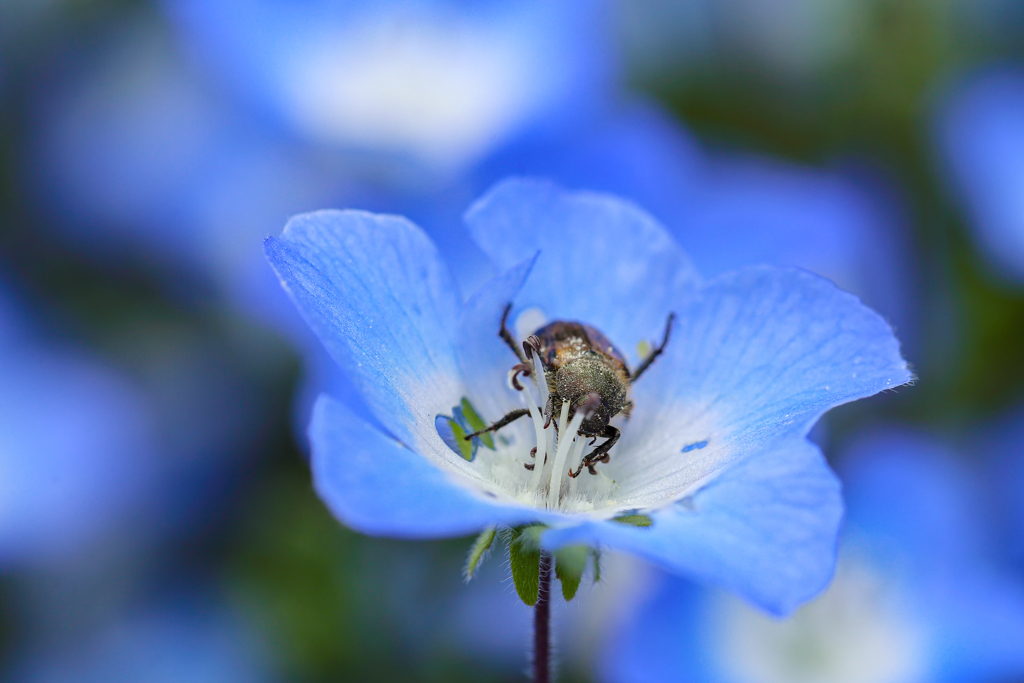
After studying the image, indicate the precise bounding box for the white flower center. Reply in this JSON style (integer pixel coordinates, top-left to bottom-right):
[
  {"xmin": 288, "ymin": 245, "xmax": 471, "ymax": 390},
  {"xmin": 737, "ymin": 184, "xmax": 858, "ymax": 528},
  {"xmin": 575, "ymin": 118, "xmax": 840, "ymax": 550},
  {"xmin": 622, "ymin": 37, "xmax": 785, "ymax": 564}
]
[
  {"xmin": 710, "ymin": 551, "xmax": 926, "ymax": 683},
  {"xmin": 468, "ymin": 355, "xmax": 621, "ymax": 514}
]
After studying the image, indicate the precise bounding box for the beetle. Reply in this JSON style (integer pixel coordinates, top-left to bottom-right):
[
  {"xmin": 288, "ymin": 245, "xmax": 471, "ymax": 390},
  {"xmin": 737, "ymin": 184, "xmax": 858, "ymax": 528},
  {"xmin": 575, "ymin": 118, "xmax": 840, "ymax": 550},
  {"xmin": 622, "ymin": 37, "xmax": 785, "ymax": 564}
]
[{"xmin": 466, "ymin": 304, "xmax": 674, "ymax": 477}]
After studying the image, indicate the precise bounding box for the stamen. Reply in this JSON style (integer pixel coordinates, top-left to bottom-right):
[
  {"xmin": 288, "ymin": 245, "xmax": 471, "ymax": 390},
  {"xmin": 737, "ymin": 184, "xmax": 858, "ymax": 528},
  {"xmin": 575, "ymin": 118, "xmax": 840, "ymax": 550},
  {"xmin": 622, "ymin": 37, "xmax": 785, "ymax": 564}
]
[
  {"xmin": 532, "ymin": 352, "xmax": 549, "ymax": 406},
  {"xmin": 543, "ymin": 417, "xmax": 555, "ymax": 484},
  {"xmin": 522, "ymin": 381, "xmax": 548, "ymax": 491},
  {"xmin": 567, "ymin": 436, "xmax": 587, "ymax": 497},
  {"xmin": 510, "ymin": 362, "xmax": 532, "ymax": 391},
  {"xmin": 548, "ymin": 402, "xmax": 585, "ymax": 508}
]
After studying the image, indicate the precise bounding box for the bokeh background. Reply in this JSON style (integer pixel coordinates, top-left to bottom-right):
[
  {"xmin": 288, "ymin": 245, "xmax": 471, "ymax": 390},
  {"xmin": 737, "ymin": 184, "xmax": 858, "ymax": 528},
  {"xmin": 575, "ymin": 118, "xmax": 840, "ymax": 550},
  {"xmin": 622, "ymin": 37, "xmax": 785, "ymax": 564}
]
[{"xmin": 2, "ymin": 1, "xmax": 1024, "ymax": 681}]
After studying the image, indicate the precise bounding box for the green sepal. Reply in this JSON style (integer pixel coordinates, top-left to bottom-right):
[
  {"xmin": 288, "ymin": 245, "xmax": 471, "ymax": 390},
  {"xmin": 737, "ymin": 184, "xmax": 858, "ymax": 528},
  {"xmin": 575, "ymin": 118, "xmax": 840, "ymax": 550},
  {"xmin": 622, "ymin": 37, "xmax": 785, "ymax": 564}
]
[
  {"xmin": 464, "ymin": 526, "xmax": 496, "ymax": 581},
  {"xmin": 613, "ymin": 514, "xmax": 653, "ymax": 527},
  {"xmin": 508, "ymin": 525, "xmax": 545, "ymax": 606},
  {"xmin": 446, "ymin": 418, "xmax": 475, "ymax": 461},
  {"xmin": 460, "ymin": 398, "xmax": 495, "ymax": 450},
  {"xmin": 591, "ymin": 548, "xmax": 602, "ymax": 584},
  {"xmin": 554, "ymin": 545, "xmax": 589, "ymax": 601}
]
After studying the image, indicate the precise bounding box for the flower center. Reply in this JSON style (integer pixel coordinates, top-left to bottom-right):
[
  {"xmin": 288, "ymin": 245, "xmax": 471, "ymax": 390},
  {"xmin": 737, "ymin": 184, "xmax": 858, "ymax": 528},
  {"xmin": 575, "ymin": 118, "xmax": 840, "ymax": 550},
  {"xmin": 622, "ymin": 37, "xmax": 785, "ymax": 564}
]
[
  {"xmin": 438, "ymin": 366, "xmax": 621, "ymax": 513},
  {"xmin": 485, "ymin": 350, "xmax": 620, "ymax": 513}
]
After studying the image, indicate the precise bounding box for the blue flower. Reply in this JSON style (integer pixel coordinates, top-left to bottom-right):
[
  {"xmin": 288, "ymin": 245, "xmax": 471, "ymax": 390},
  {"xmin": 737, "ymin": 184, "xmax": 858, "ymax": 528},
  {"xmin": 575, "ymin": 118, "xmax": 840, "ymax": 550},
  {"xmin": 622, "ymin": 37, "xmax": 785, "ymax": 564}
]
[
  {"xmin": 0, "ymin": 273, "xmax": 269, "ymax": 566},
  {"xmin": 934, "ymin": 65, "xmax": 1024, "ymax": 283},
  {"xmin": 160, "ymin": 0, "xmax": 615, "ymax": 174},
  {"xmin": 981, "ymin": 403, "xmax": 1024, "ymax": 568},
  {"xmin": 0, "ymin": 281, "xmax": 157, "ymax": 566},
  {"xmin": 266, "ymin": 178, "xmax": 910, "ymax": 614},
  {"xmin": 6, "ymin": 586, "xmax": 275, "ymax": 683},
  {"xmin": 29, "ymin": 17, "xmax": 341, "ymax": 302},
  {"xmin": 603, "ymin": 428, "xmax": 1024, "ymax": 683}
]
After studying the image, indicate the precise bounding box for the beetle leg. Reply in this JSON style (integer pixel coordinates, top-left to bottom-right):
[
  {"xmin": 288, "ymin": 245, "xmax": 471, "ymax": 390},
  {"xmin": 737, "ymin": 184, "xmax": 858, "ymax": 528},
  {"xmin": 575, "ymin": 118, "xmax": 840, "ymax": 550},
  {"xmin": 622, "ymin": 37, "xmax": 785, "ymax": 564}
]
[
  {"xmin": 631, "ymin": 312, "xmax": 676, "ymax": 384},
  {"xmin": 499, "ymin": 303, "xmax": 527, "ymax": 363},
  {"xmin": 464, "ymin": 408, "xmax": 530, "ymax": 440},
  {"xmin": 569, "ymin": 425, "xmax": 620, "ymax": 477},
  {"xmin": 543, "ymin": 394, "xmax": 555, "ymax": 430}
]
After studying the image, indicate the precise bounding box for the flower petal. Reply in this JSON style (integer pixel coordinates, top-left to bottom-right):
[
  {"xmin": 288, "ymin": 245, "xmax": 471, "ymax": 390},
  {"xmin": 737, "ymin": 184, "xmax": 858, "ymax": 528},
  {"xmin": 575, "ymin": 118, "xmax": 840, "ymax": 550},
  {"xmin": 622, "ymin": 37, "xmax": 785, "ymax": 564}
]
[
  {"xmin": 541, "ymin": 438, "xmax": 843, "ymax": 616},
  {"xmin": 265, "ymin": 210, "xmax": 463, "ymax": 459},
  {"xmin": 612, "ymin": 265, "xmax": 911, "ymax": 507},
  {"xmin": 464, "ymin": 178, "xmax": 700, "ymax": 367},
  {"xmin": 458, "ymin": 254, "xmax": 539, "ymax": 424},
  {"xmin": 310, "ymin": 395, "xmax": 550, "ymax": 539}
]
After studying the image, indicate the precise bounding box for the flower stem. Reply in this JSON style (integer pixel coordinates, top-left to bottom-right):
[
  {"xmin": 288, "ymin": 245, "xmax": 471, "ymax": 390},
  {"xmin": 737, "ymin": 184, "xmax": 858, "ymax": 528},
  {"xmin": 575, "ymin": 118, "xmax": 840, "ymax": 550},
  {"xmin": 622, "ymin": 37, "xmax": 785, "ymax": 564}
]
[{"xmin": 534, "ymin": 553, "xmax": 552, "ymax": 683}]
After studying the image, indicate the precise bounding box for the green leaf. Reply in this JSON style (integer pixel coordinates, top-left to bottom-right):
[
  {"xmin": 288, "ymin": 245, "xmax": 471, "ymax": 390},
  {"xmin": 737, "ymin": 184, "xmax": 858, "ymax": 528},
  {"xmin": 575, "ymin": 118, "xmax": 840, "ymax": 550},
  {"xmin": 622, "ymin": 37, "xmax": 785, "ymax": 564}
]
[
  {"xmin": 460, "ymin": 398, "xmax": 495, "ymax": 450},
  {"xmin": 508, "ymin": 525, "xmax": 544, "ymax": 606},
  {"xmin": 591, "ymin": 548, "xmax": 602, "ymax": 584},
  {"xmin": 464, "ymin": 526, "xmax": 496, "ymax": 581},
  {"xmin": 613, "ymin": 514, "xmax": 653, "ymax": 527},
  {"xmin": 446, "ymin": 418, "xmax": 474, "ymax": 461},
  {"xmin": 554, "ymin": 545, "xmax": 589, "ymax": 601}
]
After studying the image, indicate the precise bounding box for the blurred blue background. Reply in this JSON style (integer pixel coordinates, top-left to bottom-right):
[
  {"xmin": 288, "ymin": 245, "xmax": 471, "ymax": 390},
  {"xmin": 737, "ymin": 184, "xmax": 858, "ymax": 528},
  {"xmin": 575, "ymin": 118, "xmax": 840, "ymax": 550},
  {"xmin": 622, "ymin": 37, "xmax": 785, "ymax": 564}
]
[{"xmin": 1, "ymin": 0, "xmax": 1024, "ymax": 681}]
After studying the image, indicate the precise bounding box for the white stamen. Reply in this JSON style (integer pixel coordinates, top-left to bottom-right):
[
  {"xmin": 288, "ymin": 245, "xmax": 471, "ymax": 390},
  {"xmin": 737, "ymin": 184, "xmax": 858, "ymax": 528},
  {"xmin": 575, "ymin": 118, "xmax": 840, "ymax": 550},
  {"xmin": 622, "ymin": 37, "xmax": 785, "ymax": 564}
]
[
  {"xmin": 532, "ymin": 352, "xmax": 548, "ymax": 406},
  {"xmin": 543, "ymin": 417, "xmax": 556, "ymax": 485},
  {"xmin": 522, "ymin": 382, "xmax": 548, "ymax": 490},
  {"xmin": 568, "ymin": 436, "xmax": 588, "ymax": 497},
  {"xmin": 548, "ymin": 402, "xmax": 585, "ymax": 508},
  {"xmin": 556, "ymin": 399, "xmax": 570, "ymax": 446}
]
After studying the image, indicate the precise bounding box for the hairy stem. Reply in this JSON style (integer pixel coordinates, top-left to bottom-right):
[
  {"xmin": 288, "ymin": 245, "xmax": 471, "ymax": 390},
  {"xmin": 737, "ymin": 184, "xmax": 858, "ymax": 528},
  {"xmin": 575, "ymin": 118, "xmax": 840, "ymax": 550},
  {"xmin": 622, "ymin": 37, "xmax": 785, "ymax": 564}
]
[{"xmin": 534, "ymin": 553, "xmax": 552, "ymax": 683}]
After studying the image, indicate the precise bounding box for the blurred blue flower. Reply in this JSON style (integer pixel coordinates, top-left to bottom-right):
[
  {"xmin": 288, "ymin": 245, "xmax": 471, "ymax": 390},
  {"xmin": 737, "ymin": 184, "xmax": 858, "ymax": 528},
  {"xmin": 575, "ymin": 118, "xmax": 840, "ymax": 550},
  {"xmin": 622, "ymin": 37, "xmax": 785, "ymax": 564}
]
[
  {"xmin": 981, "ymin": 403, "xmax": 1024, "ymax": 568},
  {"xmin": 160, "ymin": 0, "xmax": 616, "ymax": 176},
  {"xmin": 603, "ymin": 429, "xmax": 1024, "ymax": 683},
  {"xmin": 266, "ymin": 178, "xmax": 911, "ymax": 614},
  {"xmin": 0, "ymin": 273, "xmax": 270, "ymax": 567},
  {"xmin": 7, "ymin": 587, "xmax": 276, "ymax": 683},
  {"xmin": 29, "ymin": 17, "xmax": 342, "ymax": 303},
  {"xmin": 0, "ymin": 281, "xmax": 158, "ymax": 567},
  {"xmin": 934, "ymin": 65, "xmax": 1024, "ymax": 283}
]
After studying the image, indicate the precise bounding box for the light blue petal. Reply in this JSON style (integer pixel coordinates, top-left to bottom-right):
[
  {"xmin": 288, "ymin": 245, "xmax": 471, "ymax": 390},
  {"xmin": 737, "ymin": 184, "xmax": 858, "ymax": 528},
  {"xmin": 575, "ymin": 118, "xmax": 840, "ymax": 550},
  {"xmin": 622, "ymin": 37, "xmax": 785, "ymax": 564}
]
[
  {"xmin": 265, "ymin": 209, "xmax": 463, "ymax": 450},
  {"xmin": 611, "ymin": 265, "xmax": 911, "ymax": 507},
  {"xmin": 464, "ymin": 178, "xmax": 700, "ymax": 367},
  {"xmin": 458, "ymin": 255, "xmax": 539, "ymax": 424},
  {"xmin": 655, "ymin": 265, "xmax": 912, "ymax": 437},
  {"xmin": 542, "ymin": 438, "xmax": 842, "ymax": 616},
  {"xmin": 310, "ymin": 395, "xmax": 553, "ymax": 538}
]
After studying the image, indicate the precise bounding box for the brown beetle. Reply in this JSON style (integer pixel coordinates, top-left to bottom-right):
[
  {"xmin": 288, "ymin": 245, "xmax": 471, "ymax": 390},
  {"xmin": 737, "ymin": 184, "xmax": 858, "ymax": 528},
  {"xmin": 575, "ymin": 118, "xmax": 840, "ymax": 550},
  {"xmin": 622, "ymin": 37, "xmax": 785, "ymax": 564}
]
[{"xmin": 467, "ymin": 304, "xmax": 674, "ymax": 477}]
